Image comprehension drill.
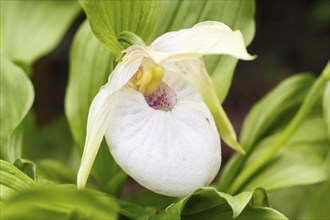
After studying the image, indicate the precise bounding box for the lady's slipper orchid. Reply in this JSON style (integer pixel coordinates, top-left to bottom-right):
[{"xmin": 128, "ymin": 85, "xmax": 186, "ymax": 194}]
[{"xmin": 77, "ymin": 21, "xmax": 254, "ymax": 197}]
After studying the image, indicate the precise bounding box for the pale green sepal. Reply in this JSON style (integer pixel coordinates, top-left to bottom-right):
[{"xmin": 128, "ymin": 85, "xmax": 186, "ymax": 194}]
[{"xmin": 162, "ymin": 59, "xmax": 245, "ymax": 154}]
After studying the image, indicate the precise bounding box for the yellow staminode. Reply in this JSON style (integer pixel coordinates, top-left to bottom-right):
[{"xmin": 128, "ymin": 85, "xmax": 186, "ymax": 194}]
[{"xmin": 129, "ymin": 58, "xmax": 164, "ymax": 96}]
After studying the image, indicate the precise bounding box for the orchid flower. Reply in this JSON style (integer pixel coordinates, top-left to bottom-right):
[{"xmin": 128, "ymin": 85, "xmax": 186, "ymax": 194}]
[{"xmin": 77, "ymin": 21, "xmax": 254, "ymax": 197}]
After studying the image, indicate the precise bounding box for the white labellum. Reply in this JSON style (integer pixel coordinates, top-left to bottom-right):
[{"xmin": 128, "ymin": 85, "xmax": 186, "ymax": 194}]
[{"xmin": 105, "ymin": 72, "xmax": 221, "ymax": 197}]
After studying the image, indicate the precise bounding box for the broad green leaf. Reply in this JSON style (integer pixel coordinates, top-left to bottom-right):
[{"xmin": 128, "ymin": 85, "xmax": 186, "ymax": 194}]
[
  {"xmin": 117, "ymin": 199, "xmax": 156, "ymax": 220},
  {"xmin": 301, "ymin": 180, "xmax": 330, "ymax": 220},
  {"xmin": 221, "ymin": 69, "xmax": 328, "ymax": 196},
  {"xmin": 240, "ymin": 113, "xmax": 328, "ymax": 192},
  {"xmin": 240, "ymin": 73, "xmax": 316, "ymax": 151},
  {"xmin": 0, "ymin": 160, "xmax": 35, "ymax": 201},
  {"xmin": 1, "ymin": 0, "xmax": 80, "ymax": 74},
  {"xmin": 0, "ymin": 55, "xmax": 34, "ymax": 162},
  {"xmin": 219, "ymin": 74, "xmax": 316, "ymax": 192},
  {"xmin": 65, "ymin": 21, "xmax": 126, "ymax": 195},
  {"xmin": 125, "ymin": 190, "xmax": 177, "ymax": 210},
  {"xmin": 151, "ymin": 0, "xmax": 255, "ymax": 102},
  {"xmin": 1, "ymin": 185, "xmax": 118, "ymax": 219},
  {"xmin": 65, "ymin": 21, "xmax": 113, "ymax": 148},
  {"xmin": 80, "ymin": 0, "xmax": 162, "ymax": 59},
  {"xmin": 268, "ymin": 182, "xmax": 329, "ymax": 220},
  {"xmin": 149, "ymin": 187, "xmax": 287, "ymax": 220}
]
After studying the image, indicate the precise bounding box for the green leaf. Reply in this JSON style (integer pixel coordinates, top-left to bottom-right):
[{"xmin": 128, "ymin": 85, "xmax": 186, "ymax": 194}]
[
  {"xmin": 1, "ymin": 185, "xmax": 118, "ymax": 219},
  {"xmin": 80, "ymin": 0, "xmax": 162, "ymax": 59},
  {"xmin": 91, "ymin": 142, "xmax": 127, "ymax": 196},
  {"xmin": 65, "ymin": 20, "xmax": 113, "ymax": 149},
  {"xmin": 323, "ymin": 81, "xmax": 330, "ymax": 138},
  {"xmin": 240, "ymin": 74, "xmax": 316, "ymax": 152},
  {"xmin": 1, "ymin": 0, "xmax": 80, "ymax": 74},
  {"xmin": 0, "ymin": 160, "xmax": 35, "ymax": 201},
  {"xmin": 268, "ymin": 181, "xmax": 329, "ymax": 220},
  {"xmin": 151, "ymin": 0, "xmax": 255, "ymax": 102},
  {"xmin": 240, "ymin": 113, "xmax": 328, "ymax": 192},
  {"xmin": 65, "ymin": 21, "xmax": 126, "ymax": 195},
  {"xmin": 149, "ymin": 187, "xmax": 287, "ymax": 220},
  {"xmin": 220, "ymin": 75, "xmax": 329, "ymax": 194},
  {"xmin": 117, "ymin": 199, "xmax": 156, "ymax": 220},
  {"xmin": 0, "ymin": 55, "xmax": 34, "ymax": 162},
  {"xmin": 219, "ymin": 74, "xmax": 316, "ymax": 192},
  {"xmin": 13, "ymin": 158, "xmax": 36, "ymax": 181},
  {"xmin": 35, "ymin": 159, "xmax": 76, "ymax": 184},
  {"xmin": 300, "ymin": 180, "xmax": 330, "ymax": 219},
  {"xmin": 125, "ymin": 190, "xmax": 177, "ymax": 210},
  {"xmin": 27, "ymin": 115, "xmax": 74, "ymax": 163}
]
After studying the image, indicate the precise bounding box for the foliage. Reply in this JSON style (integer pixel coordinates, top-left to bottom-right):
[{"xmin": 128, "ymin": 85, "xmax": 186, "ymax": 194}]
[{"xmin": 0, "ymin": 0, "xmax": 328, "ymax": 219}]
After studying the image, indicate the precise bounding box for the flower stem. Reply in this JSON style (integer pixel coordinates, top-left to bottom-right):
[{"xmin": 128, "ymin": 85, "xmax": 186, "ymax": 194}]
[{"xmin": 227, "ymin": 67, "xmax": 329, "ymax": 195}]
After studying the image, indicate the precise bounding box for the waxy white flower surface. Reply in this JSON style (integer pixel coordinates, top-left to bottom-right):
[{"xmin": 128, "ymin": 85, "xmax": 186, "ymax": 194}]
[{"xmin": 77, "ymin": 21, "xmax": 254, "ymax": 197}]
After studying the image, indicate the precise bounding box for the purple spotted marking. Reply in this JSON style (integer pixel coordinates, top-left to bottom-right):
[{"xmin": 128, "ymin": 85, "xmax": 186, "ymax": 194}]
[{"xmin": 145, "ymin": 83, "xmax": 177, "ymax": 110}]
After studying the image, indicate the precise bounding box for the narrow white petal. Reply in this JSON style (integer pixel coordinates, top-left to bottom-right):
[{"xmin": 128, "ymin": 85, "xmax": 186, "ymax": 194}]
[
  {"xmin": 77, "ymin": 55, "xmax": 142, "ymax": 189},
  {"xmin": 107, "ymin": 54, "xmax": 143, "ymax": 92},
  {"xmin": 105, "ymin": 72, "xmax": 221, "ymax": 197},
  {"xmin": 148, "ymin": 21, "xmax": 254, "ymax": 63}
]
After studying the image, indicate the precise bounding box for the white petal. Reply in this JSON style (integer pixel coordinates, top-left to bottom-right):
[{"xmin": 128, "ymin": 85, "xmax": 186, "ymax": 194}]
[
  {"xmin": 107, "ymin": 54, "xmax": 143, "ymax": 91},
  {"xmin": 105, "ymin": 72, "xmax": 221, "ymax": 197},
  {"xmin": 148, "ymin": 21, "xmax": 254, "ymax": 63},
  {"xmin": 77, "ymin": 55, "xmax": 142, "ymax": 189}
]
